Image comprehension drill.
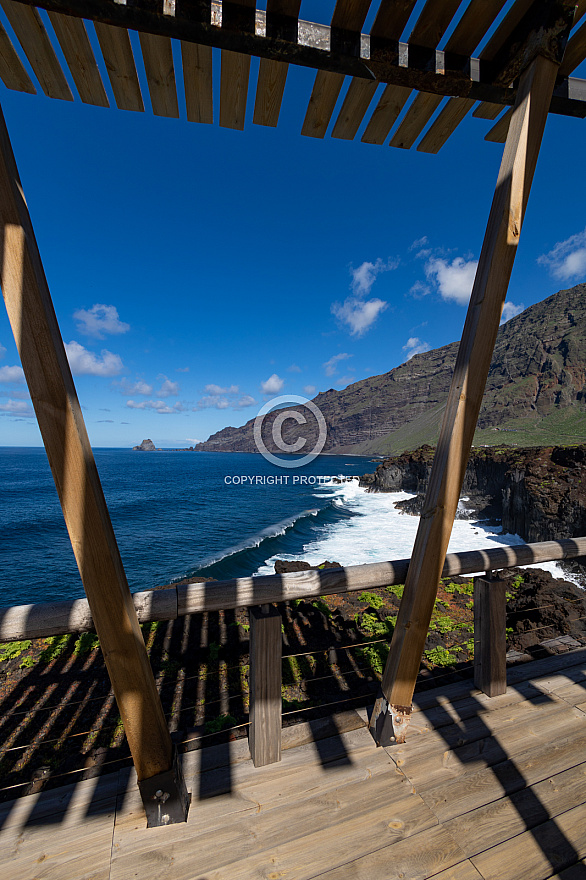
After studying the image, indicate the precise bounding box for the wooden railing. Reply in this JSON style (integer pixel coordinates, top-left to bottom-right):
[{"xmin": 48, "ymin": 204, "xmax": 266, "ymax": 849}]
[{"xmin": 1, "ymin": 536, "xmax": 585, "ymax": 765}]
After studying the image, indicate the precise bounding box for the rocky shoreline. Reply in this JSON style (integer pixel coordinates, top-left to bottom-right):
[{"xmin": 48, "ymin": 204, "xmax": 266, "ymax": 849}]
[{"xmin": 360, "ymin": 443, "xmax": 586, "ymax": 547}]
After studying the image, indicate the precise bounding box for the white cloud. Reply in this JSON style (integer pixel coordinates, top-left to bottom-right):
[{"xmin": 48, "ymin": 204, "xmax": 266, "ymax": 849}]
[
  {"xmin": 0, "ymin": 365, "xmax": 25, "ymax": 384},
  {"xmin": 323, "ymin": 352, "xmax": 352, "ymax": 377},
  {"xmin": 409, "ymin": 236, "xmax": 428, "ymax": 251},
  {"xmin": 350, "ymin": 258, "xmax": 398, "ymax": 297},
  {"xmin": 115, "ymin": 378, "xmax": 153, "ymax": 395},
  {"xmin": 0, "ymin": 399, "xmax": 34, "ymax": 416},
  {"xmin": 402, "ymin": 337, "xmax": 431, "ymax": 360},
  {"xmin": 0, "ymin": 343, "xmax": 6, "ymax": 360},
  {"xmin": 176, "ymin": 367, "xmax": 190, "ymax": 373},
  {"xmin": 288, "ymin": 364, "xmax": 302, "ymax": 373},
  {"xmin": 204, "ymin": 383, "xmax": 239, "ymax": 395},
  {"xmin": 195, "ymin": 393, "xmax": 256, "ymax": 410},
  {"xmin": 65, "ymin": 341, "xmax": 123, "ymax": 377},
  {"xmin": 304, "ymin": 385, "xmax": 316, "ymax": 395},
  {"xmin": 73, "ymin": 304, "xmax": 130, "ymax": 339},
  {"xmin": 537, "ymin": 228, "xmax": 586, "ymax": 281},
  {"xmin": 261, "ymin": 374, "xmax": 284, "ymax": 395},
  {"xmin": 331, "ymin": 297, "xmax": 388, "ymax": 336},
  {"xmin": 186, "ymin": 437, "xmax": 202, "ymax": 444},
  {"xmin": 126, "ymin": 399, "xmax": 185, "ymax": 414},
  {"xmin": 500, "ymin": 301, "xmax": 524, "ymax": 324},
  {"xmin": 156, "ymin": 376, "xmax": 179, "ymax": 398},
  {"xmin": 425, "ymin": 256, "xmax": 478, "ymax": 306},
  {"xmin": 409, "ymin": 280, "xmax": 431, "ymax": 298}
]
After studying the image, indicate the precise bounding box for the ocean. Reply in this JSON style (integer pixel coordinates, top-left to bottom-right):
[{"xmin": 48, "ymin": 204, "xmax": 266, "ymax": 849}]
[{"xmin": 0, "ymin": 447, "xmax": 575, "ymax": 608}]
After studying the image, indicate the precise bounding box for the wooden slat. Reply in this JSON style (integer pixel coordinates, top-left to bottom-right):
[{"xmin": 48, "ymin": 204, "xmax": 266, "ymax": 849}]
[
  {"xmin": 47, "ymin": 11, "xmax": 108, "ymax": 107},
  {"xmin": 417, "ymin": 97, "xmax": 473, "ymax": 153},
  {"xmin": 253, "ymin": 58, "xmax": 288, "ymax": 127},
  {"xmin": 249, "ymin": 605, "xmax": 282, "ymax": 768},
  {"xmin": 0, "ymin": 0, "xmax": 72, "ymax": 100},
  {"xmin": 302, "ymin": 0, "xmax": 373, "ymax": 139},
  {"xmin": 559, "ymin": 18, "xmax": 586, "ymax": 78},
  {"xmin": 94, "ymin": 22, "xmax": 143, "ymax": 112},
  {"xmin": 369, "ymin": 0, "xmax": 417, "ymax": 40},
  {"xmin": 361, "ymin": 83, "xmax": 412, "ymax": 143},
  {"xmin": 219, "ymin": 0, "xmax": 254, "ymax": 130},
  {"xmin": 302, "ymin": 69, "xmax": 345, "ymax": 138},
  {"xmin": 181, "ymin": 41, "xmax": 212, "ymax": 123},
  {"xmin": 138, "ymin": 32, "xmax": 179, "ymax": 118},
  {"xmin": 389, "ymin": 92, "xmax": 442, "ymax": 149},
  {"xmin": 471, "ymin": 802, "xmax": 586, "ymax": 880},
  {"xmin": 485, "ymin": 107, "xmax": 512, "ymax": 142},
  {"xmin": 331, "ymin": 78, "xmax": 377, "ymax": 139},
  {"xmin": 372, "ymin": 54, "xmax": 560, "ymax": 732},
  {"xmin": 473, "ymin": 101, "xmax": 505, "ymax": 119},
  {"xmin": 363, "ymin": 0, "xmax": 460, "ymax": 146},
  {"xmin": 253, "ymin": 0, "xmax": 301, "ymax": 127},
  {"xmin": 391, "ymin": 0, "xmax": 507, "ymax": 150},
  {"xmin": 0, "ymin": 21, "xmax": 35, "ymax": 93},
  {"xmin": 220, "ymin": 48, "xmax": 250, "ymax": 129},
  {"xmin": 473, "ymin": 0, "xmax": 536, "ymax": 121}
]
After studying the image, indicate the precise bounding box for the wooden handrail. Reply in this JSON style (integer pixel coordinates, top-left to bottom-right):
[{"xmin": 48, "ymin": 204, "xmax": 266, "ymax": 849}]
[{"xmin": 1, "ymin": 537, "xmax": 585, "ymax": 643}]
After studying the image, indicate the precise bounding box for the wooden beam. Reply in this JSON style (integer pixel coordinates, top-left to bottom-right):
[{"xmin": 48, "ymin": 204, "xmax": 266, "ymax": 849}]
[
  {"xmin": 219, "ymin": 48, "xmax": 250, "ymax": 129},
  {"xmin": 485, "ymin": 107, "xmax": 512, "ymax": 142},
  {"xmin": 0, "ymin": 102, "xmax": 177, "ymax": 799},
  {"xmin": 0, "ymin": 0, "xmax": 72, "ymax": 100},
  {"xmin": 48, "ymin": 11, "xmax": 109, "ymax": 106},
  {"xmin": 474, "ymin": 576, "xmax": 507, "ymax": 697},
  {"xmin": 181, "ymin": 41, "xmax": 213, "ymax": 123},
  {"xmin": 417, "ymin": 96, "xmax": 473, "ymax": 154},
  {"xmin": 2, "ymin": 536, "xmax": 586, "ymax": 642},
  {"xmin": 0, "ymin": 21, "xmax": 36, "ymax": 93},
  {"xmin": 369, "ymin": 54, "xmax": 560, "ymax": 745},
  {"xmin": 138, "ymin": 31, "xmax": 179, "ymax": 117},
  {"xmin": 94, "ymin": 21, "xmax": 144, "ymax": 111},
  {"xmin": 249, "ymin": 604, "xmax": 282, "ymax": 767}
]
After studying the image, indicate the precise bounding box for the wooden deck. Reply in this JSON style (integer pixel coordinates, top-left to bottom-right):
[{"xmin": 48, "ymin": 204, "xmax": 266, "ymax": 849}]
[{"xmin": 3, "ymin": 649, "xmax": 586, "ymax": 880}]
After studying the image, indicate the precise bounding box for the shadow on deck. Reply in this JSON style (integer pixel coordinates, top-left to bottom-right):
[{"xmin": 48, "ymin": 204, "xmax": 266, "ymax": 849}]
[{"xmin": 3, "ymin": 648, "xmax": 586, "ymax": 880}]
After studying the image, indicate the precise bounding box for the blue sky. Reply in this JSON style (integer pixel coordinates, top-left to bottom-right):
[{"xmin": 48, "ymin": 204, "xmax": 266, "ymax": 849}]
[{"xmin": 1, "ymin": 0, "xmax": 586, "ymax": 447}]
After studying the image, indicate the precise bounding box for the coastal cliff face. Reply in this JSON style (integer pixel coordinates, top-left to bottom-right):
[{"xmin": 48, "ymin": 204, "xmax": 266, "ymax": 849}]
[
  {"xmin": 196, "ymin": 283, "xmax": 586, "ymax": 456},
  {"xmin": 360, "ymin": 444, "xmax": 586, "ymax": 544}
]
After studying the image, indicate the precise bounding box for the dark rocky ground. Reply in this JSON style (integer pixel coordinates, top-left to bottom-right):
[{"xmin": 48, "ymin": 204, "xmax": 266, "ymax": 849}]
[{"xmin": 0, "ymin": 559, "xmax": 584, "ymax": 802}]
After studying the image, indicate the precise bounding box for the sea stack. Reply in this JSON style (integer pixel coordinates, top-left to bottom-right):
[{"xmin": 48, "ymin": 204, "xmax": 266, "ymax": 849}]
[{"xmin": 133, "ymin": 438, "xmax": 158, "ymax": 451}]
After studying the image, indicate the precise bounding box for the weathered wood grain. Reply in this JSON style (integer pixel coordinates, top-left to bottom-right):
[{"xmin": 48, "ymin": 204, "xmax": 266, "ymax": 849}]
[
  {"xmin": 0, "ymin": 21, "xmax": 36, "ymax": 93},
  {"xmin": 220, "ymin": 48, "xmax": 250, "ymax": 129},
  {"xmin": 474, "ymin": 576, "xmax": 507, "ymax": 696},
  {"xmin": 48, "ymin": 11, "xmax": 108, "ymax": 106},
  {"xmin": 417, "ymin": 97, "xmax": 474, "ymax": 153},
  {"xmin": 485, "ymin": 107, "xmax": 512, "ymax": 143},
  {"xmin": 181, "ymin": 41, "xmax": 212, "ymax": 123},
  {"xmin": 138, "ymin": 31, "xmax": 179, "ymax": 117},
  {"xmin": 471, "ymin": 801, "xmax": 586, "ymax": 880},
  {"xmin": 0, "ymin": 0, "xmax": 72, "ymax": 99},
  {"xmin": 249, "ymin": 605, "xmax": 282, "ymax": 767},
  {"xmin": 94, "ymin": 22, "xmax": 144, "ymax": 111}
]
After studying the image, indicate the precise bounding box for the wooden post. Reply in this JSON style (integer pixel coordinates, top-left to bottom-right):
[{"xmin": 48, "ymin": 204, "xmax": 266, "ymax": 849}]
[
  {"xmin": 370, "ymin": 54, "xmax": 560, "ymax": 746},
  {"xmin": 0, "ymin": 104, "xmax": 188, "ymax": 823},
  {"xmin": 249, "ymin": 604, "xmax": 282, "ymax": 767},
  {"xmin": 474, "ymin": 575, "xmax": 507, "ymax": 697}
]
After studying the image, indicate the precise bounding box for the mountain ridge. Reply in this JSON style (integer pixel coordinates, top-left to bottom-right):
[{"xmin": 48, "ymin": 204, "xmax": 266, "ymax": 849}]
[{"xmin": 196, "ymin": 283, "xmax": 586, "ymax": 456}]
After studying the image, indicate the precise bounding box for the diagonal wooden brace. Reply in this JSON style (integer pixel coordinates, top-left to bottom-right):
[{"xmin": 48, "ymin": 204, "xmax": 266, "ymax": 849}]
[{"xmin": 370, "ymin": 53, "xmax": 560, "ymax": 745}]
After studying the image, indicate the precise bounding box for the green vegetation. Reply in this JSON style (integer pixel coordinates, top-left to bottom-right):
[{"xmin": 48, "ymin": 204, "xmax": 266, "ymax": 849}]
[
  {"xmin": 312, "ymin": 599, "xmax": 332, "ymax": 617},
  {"xmin": 0, "ymin": 640, "xmax": 31, "ymax": 662},
  {"xmin": 356, "ymin": 643, "xmax": 390, "ymax": 678},
  {"xmin": 357, "ymin": 591, "xmax": 384, "ymax": 610},
  {"xmin": 205, "ymin": 713, "xmax": 237, "ymax": 734},
  {"xmin": 424, "ymin": 646, "xmax": 457, "ymax": 667},
  {"xmin": 39, "ymin": 635, "xmax": 72, "ymax": 664},
  {"xmin": 443, "ymin": 580, "xmax": 474, "ymax": 596},
  {"xmin": 386, "ymin": 584, "xmax": 404, "ymax": 599},
  {"xmin": 431, "ymin": 615, "xmax": 457, "ymax": 634},
  {"xmin": 73, "ymin": 633, "xmax": 100, "ymax": 656}
]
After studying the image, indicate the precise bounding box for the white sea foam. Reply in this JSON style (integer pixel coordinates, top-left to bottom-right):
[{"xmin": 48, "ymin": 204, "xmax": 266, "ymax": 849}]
[{"xmin": 255, "ymin": 479, "xmax": 580, "ymax": 584}]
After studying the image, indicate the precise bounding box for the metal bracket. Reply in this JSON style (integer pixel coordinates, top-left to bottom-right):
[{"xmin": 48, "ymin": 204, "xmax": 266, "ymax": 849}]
[
  {"xmin": 369, "ymin": 695, "xmax": 412, "ymax": 746},
  {"xmin": 138, "ymin": 747, "xmax": 191, "ymax": 827}
]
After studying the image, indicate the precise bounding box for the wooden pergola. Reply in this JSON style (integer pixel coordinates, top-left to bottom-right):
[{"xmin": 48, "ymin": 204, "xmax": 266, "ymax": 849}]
[{"xmin": 1, "ymin": 0, "xmax": 585, "ymax": 826}]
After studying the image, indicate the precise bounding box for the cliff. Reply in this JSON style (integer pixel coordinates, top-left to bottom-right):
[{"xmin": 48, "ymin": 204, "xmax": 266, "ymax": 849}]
[
  {"xmin": 360, "ymin": 444, "xmax": 586, "ymax": 545},
  {"xmin": 196, "ymin": 283, "xmax": 586, "ymax": 456}
]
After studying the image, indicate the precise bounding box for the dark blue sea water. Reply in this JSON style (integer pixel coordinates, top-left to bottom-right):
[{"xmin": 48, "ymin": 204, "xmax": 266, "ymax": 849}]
[{"xmin": 0, "ymin": 448, "xmax": 371, "ymax": 606}]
